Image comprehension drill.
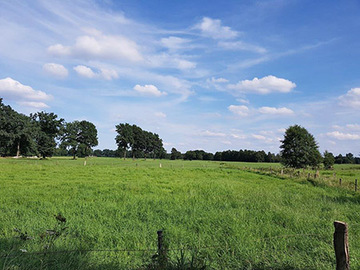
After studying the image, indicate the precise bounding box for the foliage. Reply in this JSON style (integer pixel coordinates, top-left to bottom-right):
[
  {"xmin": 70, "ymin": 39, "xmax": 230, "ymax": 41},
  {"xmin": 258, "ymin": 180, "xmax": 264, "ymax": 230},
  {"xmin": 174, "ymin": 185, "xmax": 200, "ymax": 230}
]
[
  {"xmin": 0, "ymin": 99, "xmax": 37, "ymax": 156},
  {"xmin": 280, "ymin": 125, "xmax": 322, "ymax": 168},
  {"xmin": 61, "ymin": 120, "xmax": 98, "ymax": 159},
  {"xmin": 31, "ymin": 111, "xmax": 64, "ymax": 158},
  {"xmin": 323, "ymin": 150, "xmax": 335, "ymax": 169},
  {"xmin": 170, "ymin": 148, "xmax": 182, "ymax": 160},
  {"xmin": 115, "ymin": 123, "xmax": 165, "ymax": 159}
]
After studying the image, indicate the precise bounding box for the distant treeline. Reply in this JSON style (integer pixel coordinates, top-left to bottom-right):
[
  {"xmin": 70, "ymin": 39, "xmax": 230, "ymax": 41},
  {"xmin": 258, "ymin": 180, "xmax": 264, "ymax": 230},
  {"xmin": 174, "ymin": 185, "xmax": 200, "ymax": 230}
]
[
  {"xmin": 88, "ymin": 147, "xmax": 360, "ymax": 164},
  {"xmin": 179, "ymin": 149, "xmax": 281, "ymax": 162}
]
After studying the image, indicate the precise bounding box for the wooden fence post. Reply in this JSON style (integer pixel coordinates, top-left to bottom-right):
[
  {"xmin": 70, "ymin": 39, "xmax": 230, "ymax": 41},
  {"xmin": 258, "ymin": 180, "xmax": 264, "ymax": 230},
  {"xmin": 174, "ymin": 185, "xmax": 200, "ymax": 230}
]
[
  {"xmin": 157, "ymin": 230, "xmax": 167, "ymax": 268},
  {"xmin": 355, "ymin": 179, "xmax": 358, "ymax": 192},
  {"xmin": 334, "ymin": 221, "xmax": 349, "ymax": 270},
  {"xmin": 339, "ymin": 178, "xmax": 342, "ymax": 186}
]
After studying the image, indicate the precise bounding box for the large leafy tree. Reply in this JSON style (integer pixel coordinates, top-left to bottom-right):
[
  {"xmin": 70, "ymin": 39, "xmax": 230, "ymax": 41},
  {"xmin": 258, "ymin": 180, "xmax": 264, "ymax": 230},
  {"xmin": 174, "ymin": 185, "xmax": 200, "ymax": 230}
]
[
  {"xmin": 280, "ymin": 125, "xmax": 322, "ymax": 168},
  {"xmin": 31, "ymin": 112, "xmax": 64, "ymax": 159},
  {"xmin": 115, "ymin": 123, "xmax": 165, "ymax": 159},
  {"xmin": 115, "ymin": 123, "xmax": 134, "ymax": 159},
  {"xmin": 61, "ymin": 120, "xmax": 98, "ymax": 159},
  {"xmin": 0, "ymin": 99, "xmax": 36, "ymax": 156}
]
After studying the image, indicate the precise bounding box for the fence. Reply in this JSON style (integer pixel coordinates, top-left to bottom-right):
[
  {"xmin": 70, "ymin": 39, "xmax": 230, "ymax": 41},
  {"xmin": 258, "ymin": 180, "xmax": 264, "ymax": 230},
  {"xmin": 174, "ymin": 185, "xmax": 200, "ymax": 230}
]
[
  {"xmin": 241, "ymin": 166, "xmax": 359, "ymax": 193},
  {"xmin": 0, "ymin": 221, "xmax": 354, "ymax": 270}
]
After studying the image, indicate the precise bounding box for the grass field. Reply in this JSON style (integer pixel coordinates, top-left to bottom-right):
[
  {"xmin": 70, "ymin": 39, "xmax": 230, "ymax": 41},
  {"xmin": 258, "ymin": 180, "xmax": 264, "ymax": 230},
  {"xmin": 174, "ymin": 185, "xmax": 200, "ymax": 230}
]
[{"xmin": 1, "ymin": 157, "xmax": 360, "ymax": 269}]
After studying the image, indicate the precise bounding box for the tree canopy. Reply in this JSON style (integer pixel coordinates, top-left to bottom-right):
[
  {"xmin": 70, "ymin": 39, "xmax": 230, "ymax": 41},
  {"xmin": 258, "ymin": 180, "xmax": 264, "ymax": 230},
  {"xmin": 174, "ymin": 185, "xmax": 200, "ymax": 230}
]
[
  {"xmin": 61, "ymin": 120, "xmax": 98, "ymax": 159},
  {"xmin": 280, "ymin": 125, "xmax": 322, "ymax": 168},
  {"xmin": 115, "ymin": 123, "xmax": 165, "ymax": 159}
]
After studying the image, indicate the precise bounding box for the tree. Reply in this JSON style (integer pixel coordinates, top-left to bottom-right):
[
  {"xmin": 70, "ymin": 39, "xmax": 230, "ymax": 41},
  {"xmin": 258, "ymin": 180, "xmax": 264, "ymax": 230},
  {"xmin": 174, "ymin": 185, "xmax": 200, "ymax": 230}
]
[
  {"xmin": 31, "ymin": 112, "xmax": 64, "ymax": 159},
  {"xmin": 0, "ymin": 99, "xmax": 36, "ymax": 157},
  {"xmin": 115, "ymin": 123, "xmax": 134, "ymax": 159},
  {"xmin": 61, "ymin": 120, "xmax": 98, "ymax": 159},
  {"xmin": 323, "ymin": 150, "xmax": 335, "ymax": 169},
  {"xmin": 280, "ymin": 125, "xmax": 322, "ymax": 168},
  {"xmin": 170, "ymin": 148, "xmax": 182, "ymax": 160}
]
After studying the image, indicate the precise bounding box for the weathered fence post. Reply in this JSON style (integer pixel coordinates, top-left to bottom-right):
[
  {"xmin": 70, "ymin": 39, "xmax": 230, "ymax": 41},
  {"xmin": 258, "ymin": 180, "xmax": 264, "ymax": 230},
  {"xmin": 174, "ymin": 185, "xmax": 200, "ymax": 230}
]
[
  {"xmin": 334, "ymin": 221, "xmax": 349, "ymax": 270},
  {"xmin": 157, "ymin": 230, "xmax": 167, "ymax": 268},
  {"xmin": 355, "ymin": 179, "xmax": 358, "ymax": 192},
  {"xmin": 339, "ymin": 178, "xmax": 342, "ymax": 186}
]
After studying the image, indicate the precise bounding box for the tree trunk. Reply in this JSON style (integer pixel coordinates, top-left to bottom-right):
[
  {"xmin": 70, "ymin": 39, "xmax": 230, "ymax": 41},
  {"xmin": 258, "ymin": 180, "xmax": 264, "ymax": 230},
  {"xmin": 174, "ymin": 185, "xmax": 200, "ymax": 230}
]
[
  {"xmin": 16, "ymin": 141, "xmax": 20, "ymax": 157},
  {"xmin": 123, "ymin": 148, "xmax": 126, "ymax": 160}
]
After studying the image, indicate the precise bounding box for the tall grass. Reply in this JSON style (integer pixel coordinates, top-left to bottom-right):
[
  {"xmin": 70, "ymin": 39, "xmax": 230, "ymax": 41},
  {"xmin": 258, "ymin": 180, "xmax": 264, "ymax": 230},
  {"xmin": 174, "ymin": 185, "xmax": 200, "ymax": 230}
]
[{"xmin": 1, "ymin": 157, "xmax": 360, "ymax": 269}]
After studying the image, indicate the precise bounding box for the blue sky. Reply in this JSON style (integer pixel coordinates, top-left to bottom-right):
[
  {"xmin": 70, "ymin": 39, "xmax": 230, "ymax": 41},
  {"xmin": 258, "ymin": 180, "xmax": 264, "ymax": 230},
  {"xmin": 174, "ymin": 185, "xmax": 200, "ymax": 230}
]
[{"xmin": 0, "ymin": 0, "xmax": 359, "ymax": 155}]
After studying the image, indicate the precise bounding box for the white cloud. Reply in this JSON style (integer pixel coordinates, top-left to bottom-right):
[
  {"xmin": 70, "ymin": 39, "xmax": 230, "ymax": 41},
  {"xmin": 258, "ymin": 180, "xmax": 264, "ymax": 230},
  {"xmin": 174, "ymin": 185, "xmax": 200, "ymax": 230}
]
[
  {"xmin": 17, "ymin": 101, "xmax": 49, "ymax": 109},
  {"xmin": 258, "ymin": 106, "xmax": 294, "ymax": 115},
  {"xmin": 43, "ymin": 63, "xmax": 68, "ymax": 78},
  {"xmin": 228, "ymin": 75, "xmax": 296, "ymax": 94},
  {"xmin": 100, "ymin": 68, "xmax": 119, "ymax": 80},
  {"xmin": 201, "ymin": 130, "xmax": 226, "ymax": 137},
  {"xmin": 73, "ymin": 65, "xmax": 118, "ymax": 80},
  {"xmin": 346, "ymin": 124, "xmax": 360, "ymax": 130},
  {"xmin": 339, "ymin": 88, "xmax": 360, "ymax": 108},
  {"xmin": 236, "ymin": 98, "xmax": 249, "ymax": 104},
  {"xmin": 208, "ymin": 77, "xmax": 229, "ymax": 83},
  {"xmin": 155, "ymin": 112, "xmax": 166, "ymax": 118},
  {"xmin": 231, "ymin": 133, "xmax": 246, "ymax": 139},
  {"xmin": 0, "ymin": 77, "xmax": 51, "ymax": 101},
  {"xmin": 74, "ymin": 65, "xmax": 96, "ymax": 78},
  {"xmin": 218, "ymin": 41, "xmax": 266, "ymax": 54},
  {"xmin": 47, "ymin": 44, "xmax": 71, "ymax": 56},
  {"xmin": 228, "ymin": 105, "xmax": 249, "ymax": 116},
  {"xmin": 133, "ymin": 84, "xmax": 166, "ymax": 97},
  {"xmin": 147, "ymin": 54, "xmax": 196, "ymax": 70},
  {"xmin": 327, "ymin": 131, "xmax": 360, "ymax": 140},
  {"xmin": 252, "ymin": 134, "xmax": 266, "ymax": 140},
  {"xmin": 195, "ymin": 17, "xmax": 238, "ymax": 39},
  {"xmin": 48, "ymin": 33, "xmax": 143, "ymax": 62},
  {"xmin": 161, "ymin": 36, "xmax": 190, "ymax": 50}
]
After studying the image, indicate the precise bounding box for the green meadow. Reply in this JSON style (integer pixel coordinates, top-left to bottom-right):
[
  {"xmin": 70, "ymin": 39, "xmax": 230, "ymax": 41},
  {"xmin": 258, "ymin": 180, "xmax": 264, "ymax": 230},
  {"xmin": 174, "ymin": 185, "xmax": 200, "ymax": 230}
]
[{"xmin": 1, "ymin": 157, "xmax": 360, "ymax": 269}]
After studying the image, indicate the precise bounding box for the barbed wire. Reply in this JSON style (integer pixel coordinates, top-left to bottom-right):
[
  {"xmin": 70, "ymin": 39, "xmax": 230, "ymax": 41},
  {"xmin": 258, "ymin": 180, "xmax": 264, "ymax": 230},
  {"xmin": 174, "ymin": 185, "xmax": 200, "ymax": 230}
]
[{"xmin": 0, "ymin": 232, "xmax": 326, "ymax": 258}]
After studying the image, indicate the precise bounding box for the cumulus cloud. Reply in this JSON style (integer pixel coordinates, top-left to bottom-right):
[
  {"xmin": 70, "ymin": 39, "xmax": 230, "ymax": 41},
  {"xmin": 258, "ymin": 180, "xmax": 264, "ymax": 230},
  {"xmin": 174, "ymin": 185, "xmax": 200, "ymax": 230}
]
[
  {"xmin": 48, "ymin": 33, "xmax": 143, "ymax": 62},
  {"xmin": 74, "ymin": 65, "xmax": 96, "ymax": 78},
  {"xmin": 195, "ymin": 17, "xmax": 238, "ymax": 39},
  {"xmin": 218, "ymin": 41, "xmax": 266, "ymax": 54},
  {"xmin": 228, "ymin": 75, "xmax": 296, "ymax": 94},
  {"xmin": 0, "ymin": 77, "xmax": 51, "ymax": 101},
  {"xmin": 43, "ymin": 63, "xmax": 68, "ymax": 78},
  {"xmin": 133, "ymin": 84, "xmax": 166, "ymax": 97},
  {"xmin": 228, "ymin": 105, "xmax": 249, "ymax": 116},
  {"xmin": 339, "ymin": 88, "xmax": 360, "ymax": 108},
  {"xmin": 327, "ymin": 131, "xmax": 360, "ymax": 140},
  {"xmin": 258, "ymin": 106, "xmax": 294, "ymax": 115},
  {"xmin": 73, "ymin": 65, "xmax": 118, "ymax": 80}
]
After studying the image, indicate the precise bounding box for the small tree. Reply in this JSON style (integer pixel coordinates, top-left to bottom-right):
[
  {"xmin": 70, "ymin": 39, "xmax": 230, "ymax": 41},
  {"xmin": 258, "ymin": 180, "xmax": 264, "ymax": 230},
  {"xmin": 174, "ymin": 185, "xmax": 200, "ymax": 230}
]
[
  {"xmin": 280, "ymin": 125, "xmax": 322, "ymax": 168},
  {"xmin": 323, "ymin": 150, "xmax": 335, "ymax": 169}
]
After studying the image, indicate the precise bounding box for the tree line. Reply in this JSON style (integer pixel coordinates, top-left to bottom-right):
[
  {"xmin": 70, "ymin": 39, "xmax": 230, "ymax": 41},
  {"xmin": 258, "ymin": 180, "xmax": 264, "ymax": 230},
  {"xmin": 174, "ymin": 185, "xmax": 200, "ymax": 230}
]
[
  {"xmin": 0, "ymin": 99, "xmax": 98, "ymax": 158},
  {"xmin": 1, "ymin": 99, "xmax": 358, "ymax": 166}
]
